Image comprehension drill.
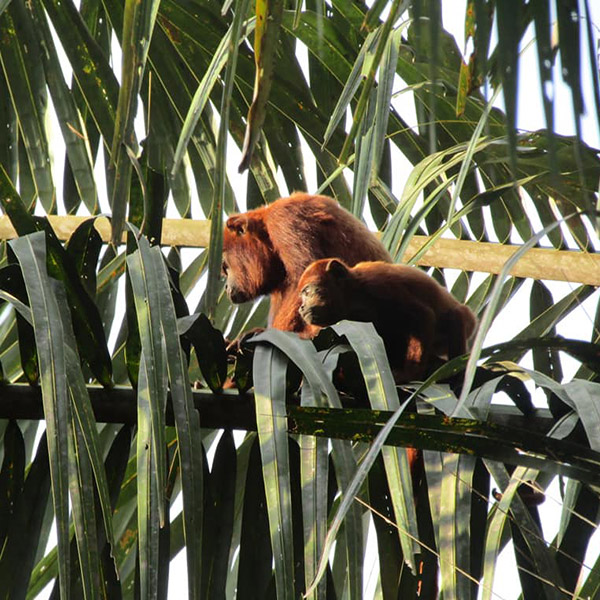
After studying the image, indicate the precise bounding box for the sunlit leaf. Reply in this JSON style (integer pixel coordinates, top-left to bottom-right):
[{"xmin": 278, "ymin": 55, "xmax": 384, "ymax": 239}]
[{"xmin": 238, "ymin": 0, "xmax": 284, "ymax": 171}]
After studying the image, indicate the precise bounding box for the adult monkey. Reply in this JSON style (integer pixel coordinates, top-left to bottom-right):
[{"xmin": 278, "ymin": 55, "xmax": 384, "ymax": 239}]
[{"xmin": 222, "ymin": 192, "xmax": 391, "ymax": 333}]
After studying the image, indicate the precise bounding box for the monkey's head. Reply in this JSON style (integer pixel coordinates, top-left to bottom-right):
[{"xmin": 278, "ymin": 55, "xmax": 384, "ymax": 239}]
[
  {"xmin": 298, "ymin": 258, "xmax": 351, "ymax": 327},
  {"xmin": 222, "ymin": 214, "xmax": 285, "ymax": 304}
]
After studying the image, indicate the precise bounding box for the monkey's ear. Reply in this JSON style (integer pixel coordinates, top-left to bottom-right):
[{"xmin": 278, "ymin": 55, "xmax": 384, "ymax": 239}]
[
  {"xmin": 226, "ymin": 215, "xmax": 248, "ymax": 235},
  {"xmin": 326, "ymin": 259, "xmax": 349, "ymax": 278}
]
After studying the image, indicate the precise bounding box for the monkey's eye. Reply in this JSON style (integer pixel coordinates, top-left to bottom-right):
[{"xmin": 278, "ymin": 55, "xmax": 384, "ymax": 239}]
[{"xmin": 221, "ymin": 262, "xmax": 228, "ymax": 276}]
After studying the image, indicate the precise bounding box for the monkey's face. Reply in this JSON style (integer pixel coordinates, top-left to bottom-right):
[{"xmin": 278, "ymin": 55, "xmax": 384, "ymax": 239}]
[
  {"xmin": 298, "ymin": 258, "xmax": 351, "ymax": 326},
  {"xmin": 298, "ymin": 282, "xmax": 339, "ymax": 326},
  {"xmin": 222, "ymin": 215, "xmax": 285, "ymax": 303},
  {"xmin": 221, "ymin": 257, "xmax": 250, "ymax": 304}
]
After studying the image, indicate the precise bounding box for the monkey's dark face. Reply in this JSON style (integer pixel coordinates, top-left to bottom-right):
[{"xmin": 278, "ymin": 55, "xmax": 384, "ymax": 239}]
[
  {"xmin": 298, "ymin": 280, "xmax": 349, "ymax": 326},
  {"xmin": 298, "ymin": 258, "xmax": 351, "ymax": 326},
  {"xmin": 299, "ymin": 283, "xmax": 332, "ymax": 326},
  {"xmin": 221, "ymin": 257, "xmax": 251, "ymax": 304}
]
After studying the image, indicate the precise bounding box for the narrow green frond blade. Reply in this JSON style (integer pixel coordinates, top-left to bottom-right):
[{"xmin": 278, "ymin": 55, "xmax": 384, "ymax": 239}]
[
  {"xmin": 52, "ymin": 278, "xmax": 117, "ymax": 579},
  {"xmin": 438, "ymin": 454, "xmax": 476, "ymax": 600},
  {"xmin": 321, "ymin": 29, "xmax": 378, "ymax": 150},
  {"xmin": 239, "ymin": 0, "xmax": 284, "ymax": 172},
  {"xmin": 299, "ymin": 384, "xmax": 328, "ymax": 600},
  {"xmin": 306, "ymin": 392, "xmax": 415, "ymax": 597},
  {"xmin": 203, "ymin": 0, "xmax": 252, "ymax": 317},
  {"xmin": 25, "ymin": 0, "xmax": 98, "ymax": 213},
  {"xmin": 126, "ymin": 238, "xmax": 168, "ymax": 524},
  {"xmin": 10, "ymin": 232, "xmax": 70, "ymax": 599},
  {"xmin": 2, "ymin": 432, "xmax": 51, "ymax": 597},
  {"xmin": 253, "ymin": 344, "xmax": 296, "ymax": 598},
  {"xmin": 172, "ymin": 18, "xmax": 256, "ymax": 176},
  {"xmin": 482, "ymin": 463, "xmax": 564, "ymax": 600},
  {"xmin": 150, "ymin": 246, "xmax": 204, "ymax": 599},
  {"xmin": 333, "ymin": 321, "xmax": 419, "ymax": 568},
  {"xmin": 495, "ymin": 2, "xmax": 519, "ymax": 175},
  {"xmin": 456, "ymin": 217, "xmax": 565, "ymax": 413},
  {"xmin": 136, "ymin": 349, "xmax": 162, "ymax": 599},
  {"xmin": 68, "ymin": 417, "xmax": 102, "ymax": 600},
  {"xmin": 41, "ymin": 0, "xmax": 118, "ymax": 148},
  {"xmin": 250, "ymin": 329, "xmax": 363, "ymax": 597},
  {"xmin": 109, "ymin": 0, "xmax": 160, "ymax": 244},
  {"xmin": 0, "ymin": 421, "xmax": 25, "ymax": 557},
  {"xmin": 0, "ymin": 6, "xmax": 55, "ymax": 211}
]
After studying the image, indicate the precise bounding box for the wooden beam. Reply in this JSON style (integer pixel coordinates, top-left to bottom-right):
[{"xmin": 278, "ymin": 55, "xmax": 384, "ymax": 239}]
[
  {"xmin": 0, "ymin": 215, "xmax": 597, "ymax": 285},
  {"xmin": 401, "ymin": 236, "xmax": 600, "ymax": 287},
  {"xmin": 0, "ymin": 382, "xmax": 556, "ymax": 432},
  {"xmin": 2, "ymin": 383, "xmax": 598, "ymax": 483},
  {"xmin": 0, "ymin": 215, "xmax": 212, "ymax": 248}
]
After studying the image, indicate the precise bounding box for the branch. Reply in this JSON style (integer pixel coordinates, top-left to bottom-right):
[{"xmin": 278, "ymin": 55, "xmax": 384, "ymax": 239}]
[{"xmin": 2, "ymin": 383, "xmax": 595, "ymax": 482}]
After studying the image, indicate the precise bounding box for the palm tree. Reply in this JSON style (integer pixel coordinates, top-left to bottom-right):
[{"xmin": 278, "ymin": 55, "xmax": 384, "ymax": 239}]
[{"xmin": 0, "ymin": 0, "xmax": 598, "ymax": 598}]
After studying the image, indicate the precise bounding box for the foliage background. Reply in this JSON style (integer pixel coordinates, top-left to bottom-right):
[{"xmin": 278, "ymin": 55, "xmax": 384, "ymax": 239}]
[{"xmin": 0, "ymin": 0, "xmax": 598, "ymax": 598}]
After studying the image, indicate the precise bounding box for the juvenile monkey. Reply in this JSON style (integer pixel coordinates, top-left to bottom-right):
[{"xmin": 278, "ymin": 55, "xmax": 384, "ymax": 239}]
[{"xmin": 298, "ymin": 258, "xmax": 477, "ymax": 381}]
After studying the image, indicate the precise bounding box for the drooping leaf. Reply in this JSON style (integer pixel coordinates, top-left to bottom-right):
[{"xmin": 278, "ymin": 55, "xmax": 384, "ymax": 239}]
[
  {"xmin": 0, "ymin": 420, "xmax": 25, "ymax": 553},
  {"xmin": 109, "ymin": 0, "xmax": 160, "ymax": 244},
  {"xmin": 236, "ymin": 436, "xmax": 274, "ymax": 598},
  {"xmin": 180, "ymin": 313, "xmax": 228, "ymax": 392},
  {"xmin": 25, "ymin": 0, "xmax": 98, "ymax": 213},
  {"xmin": 41, "ymin": 0, "xmax": 119, "ymax": 147},
  {"xmin": 333, "ymin": 320, "xmax": 419, "ymax": 570},
  {"xmin": 202, "ymin": 430, "xmax": 236, "ymax": 598},
  {"xmin": 1, "ymin": 432, "xmax": 51, "ymax": 598},
  {"xmin": 0, "ymin": 4, "xmax": 55, "ymax": 211},
  {"xmin": 151, "ymin": 246, "xmax": 203, "ymax": 599},
  {"xmin": 65, "ymin": 218, "xmax": 104, "ymax": 297},
  {"xmin": 253, "ymin": 343, "xmax": 296, "ymax": 597},
  {"xmin": 0, "ymin": 263, "xmax": 37, "ymax": 384},
  {"xmin": 0, "ymin": 168, "xmax": 113, "ymax": 385},
  {"xmin": 299, "ymin": 381, "xmax": 329, "ymax": 600},
  {"xmin": 10, "ymin": 233, "xmax": 71, "ymax": 599},
  {"xmin": 238, "ymin": 0, "xmax": 284, "ymax": 171}
]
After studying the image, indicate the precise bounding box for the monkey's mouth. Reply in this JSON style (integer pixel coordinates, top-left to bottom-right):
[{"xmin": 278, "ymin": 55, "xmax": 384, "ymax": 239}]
[
  {"xmin": 299, "ymin": 304, "xmax": 334, "ymax": 327},
  {"xmin": 226, "ymin": 287, "xmax": 251, "ymax": 304}
]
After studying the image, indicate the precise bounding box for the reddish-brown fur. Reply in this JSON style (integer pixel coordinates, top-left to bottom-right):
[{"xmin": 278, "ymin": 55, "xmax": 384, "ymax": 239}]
[
  {"xmin": 298, "ymin": 258, "xmax": 477, "ymax": 382},
  {"xmin": 222, "ymin": 193, "xmax": 391, "ymax": 333}
]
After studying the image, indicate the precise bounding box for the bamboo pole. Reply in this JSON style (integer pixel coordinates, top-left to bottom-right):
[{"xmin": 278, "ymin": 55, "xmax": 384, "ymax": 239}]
[
  {"xmin": 401, "ymin": 237, "xmax": 600, "ymax": 287},
  {"xmin": 0, "ymin": 215, "xmax": 212, "ymax": 248},
  {"xmin": 0, "ymin": 215, "xmax": 597, "ymax": 286}
]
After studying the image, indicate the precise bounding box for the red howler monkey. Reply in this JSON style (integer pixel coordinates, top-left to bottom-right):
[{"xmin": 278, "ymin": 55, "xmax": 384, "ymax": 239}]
[
  {"xmin": 297, "ymin": 258, "xmax": 477, "ymax": 381},
  {"xmin": 222, "ymin": 192, "xmax": 391, "ymax": 334}
]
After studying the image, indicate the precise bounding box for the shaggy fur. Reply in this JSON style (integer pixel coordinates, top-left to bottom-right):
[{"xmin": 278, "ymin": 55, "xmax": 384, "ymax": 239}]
[
  {"xmin": 222, "ymin": 192, "xmax": 391, "ymax": 333},
  {"xmin": 298, "ymin": 258, "xmax": 477, "ymax": 382}
]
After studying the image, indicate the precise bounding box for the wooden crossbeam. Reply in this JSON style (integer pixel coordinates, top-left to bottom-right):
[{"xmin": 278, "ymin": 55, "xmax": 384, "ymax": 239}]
[
  {"xmin": 402, "ymin": 236, "xmax": 600, "ymax": 287},
  {"xmin": 0, "ymin": 215, "xmax": 598, "ymax": 286}
]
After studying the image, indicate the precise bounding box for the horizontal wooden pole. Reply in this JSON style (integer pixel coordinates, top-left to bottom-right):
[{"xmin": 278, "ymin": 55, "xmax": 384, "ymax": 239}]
[
  {"xmin": 0, "ymin": 215, "xmax": 212, "ymax": 248},
  {"xmin": 0, "ymin": 215, "xmax": 597, "ymax": 285},
  {"xmin": 2, "ymin": 383, "xmax": 598, "ymax": 483},
  {"xmin": 0, "ymin": 383, "xmax": 556, "ymax": 432},
  {"xmin": 401, "ymin": 236, "xmax": 600, "ymax": 286}
]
